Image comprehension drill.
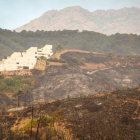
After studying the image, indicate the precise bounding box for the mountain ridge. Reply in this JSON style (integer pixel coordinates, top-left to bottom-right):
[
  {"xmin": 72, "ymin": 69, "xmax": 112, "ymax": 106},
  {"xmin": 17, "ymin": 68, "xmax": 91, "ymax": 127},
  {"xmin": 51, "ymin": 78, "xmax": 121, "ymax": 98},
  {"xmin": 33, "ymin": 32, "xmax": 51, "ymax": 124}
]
[{"xmin": 15, "ymin": 6, "xmax": 140, "ymax": 35}]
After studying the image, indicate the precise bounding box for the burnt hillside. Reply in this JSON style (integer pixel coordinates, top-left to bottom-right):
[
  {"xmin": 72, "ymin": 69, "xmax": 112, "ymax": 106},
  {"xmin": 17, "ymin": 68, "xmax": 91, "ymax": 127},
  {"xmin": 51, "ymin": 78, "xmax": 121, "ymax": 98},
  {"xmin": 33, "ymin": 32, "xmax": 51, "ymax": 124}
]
[
  {"xmin": 1, "ymin": 88, "xmax": 140, "ymax": 139},
  {"xmin": 32, "ymin": 51, "xmax": 140, "ymax": 102},
  {"xmin": 1, "ymin": 51, "xmax": 140, "ymax": 106}
]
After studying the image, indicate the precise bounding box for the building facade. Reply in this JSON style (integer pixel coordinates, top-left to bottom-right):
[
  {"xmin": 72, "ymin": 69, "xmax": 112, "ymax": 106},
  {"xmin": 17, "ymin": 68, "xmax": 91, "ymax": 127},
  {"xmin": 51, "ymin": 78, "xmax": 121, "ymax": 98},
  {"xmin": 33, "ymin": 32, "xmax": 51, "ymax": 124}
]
[{"xmin": 0, "ymin": 44, "xmax": 53, "ymax": 71}]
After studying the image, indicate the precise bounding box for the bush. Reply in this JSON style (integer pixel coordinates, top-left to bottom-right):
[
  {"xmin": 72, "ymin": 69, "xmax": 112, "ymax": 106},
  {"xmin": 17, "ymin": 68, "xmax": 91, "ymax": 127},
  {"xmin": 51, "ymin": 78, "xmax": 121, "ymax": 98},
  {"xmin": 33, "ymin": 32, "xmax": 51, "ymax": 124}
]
[
  {"xmin": 40, "ymin": 56, "xmax": 47, "ymax": 60},
  {"xmin": 5, "ymin": 78, "xmax": 15, "ymax": 86},
  {"xmin": 62, "ymin": 64, "xmax": 68, "ymax": 69},
  {"xmin": 47, "ymin": 58, "xmax": 66, "ymax": 63},
  {"xmin": 0, "ymin": 76, "xmax": 35, "ymax": 94},
  {"xmin": 0, "ymin": 75, "xmax": 4, "ymax": 80},
  {"xmin": 72, "ymin": 55, "xmax": 85, "ymax": 64},
  {"xmin": 40, "ymin": 115, "xmax": 53, "ymax": 127},
  {"xmin": 0, "ymin": 81, "xmax": 7, "ymax": 91},
  {"xmin": 22, "ymin": 119, "xmax": 37, "ymax": 131},
  {"xmin": 31, "ymin": 69, "xmax": 42, "ymax": 75},
  {"xmin": 21, "ymin": 115, "xmax": 53, "ymax": 131},
  {"xmin": 59, "ymin": 58, "xmax": 66, "ymax": 63}
]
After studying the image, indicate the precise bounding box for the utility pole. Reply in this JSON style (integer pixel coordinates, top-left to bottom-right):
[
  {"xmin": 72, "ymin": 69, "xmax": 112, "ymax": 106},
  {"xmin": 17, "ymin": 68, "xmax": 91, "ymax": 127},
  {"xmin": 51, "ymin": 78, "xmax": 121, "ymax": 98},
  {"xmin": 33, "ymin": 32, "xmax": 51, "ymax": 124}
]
[
  {"xmin": 30, "ymin": 103, "xmax": 33, "ymax": 138},
  {"xmin": 30, "ymin": 94, "xmax": 34, "ymax": 138}
]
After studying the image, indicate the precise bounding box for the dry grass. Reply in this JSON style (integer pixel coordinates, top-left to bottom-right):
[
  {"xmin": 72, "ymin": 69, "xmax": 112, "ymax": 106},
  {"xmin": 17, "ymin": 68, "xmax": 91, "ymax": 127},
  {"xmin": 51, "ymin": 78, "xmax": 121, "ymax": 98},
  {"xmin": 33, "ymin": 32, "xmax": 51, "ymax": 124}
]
[
  {"xmin": 1, "ymin": 69, "xmax": 32, "ymax": 76},
  {"xmin": 53, "ymin": 122, "xmax": 73, "ymax": 140},
  {"xmin": 47, "ymin": 62, "xmax": 63, "ymax": 66},
  {"xmin": 11, "ymin": 118, "xmax": 31, "ymax": 130},
  {"xmin": 5, "ymin": 92, "xmax": 13, "ymax": 99},
  {"xmin": 34, "ymin": 60, "xmax": 46, "ymax": 70},
  {"xmin": 80, "ymin": 62, "xmax": 106, "ymax": 70}
]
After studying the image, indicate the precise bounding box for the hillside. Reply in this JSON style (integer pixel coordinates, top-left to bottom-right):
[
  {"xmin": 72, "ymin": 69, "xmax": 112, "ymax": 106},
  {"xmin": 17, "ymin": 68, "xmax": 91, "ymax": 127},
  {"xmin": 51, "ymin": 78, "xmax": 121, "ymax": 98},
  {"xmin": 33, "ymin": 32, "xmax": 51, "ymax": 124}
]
[
  {"xmin": 32, "ymin": 51, "xmax": 140, "ymax": 102},
  {"xmin": 15, "ymin": 6, "xmax": 140, "ymax": 35},
  {"xmin": 1, "ymin": 50, "xmax": 140, "ymax": 106},
  {"xmin": 1, "ymin": 87, "xmax": 140, "ymax": 139},
  {"xmin": 1, "ymin": 29, "xmax": 140, "ymax": 60},
  {"xmin": 0, "ymin": 50, "xmax": 140, "ymax": 139}
]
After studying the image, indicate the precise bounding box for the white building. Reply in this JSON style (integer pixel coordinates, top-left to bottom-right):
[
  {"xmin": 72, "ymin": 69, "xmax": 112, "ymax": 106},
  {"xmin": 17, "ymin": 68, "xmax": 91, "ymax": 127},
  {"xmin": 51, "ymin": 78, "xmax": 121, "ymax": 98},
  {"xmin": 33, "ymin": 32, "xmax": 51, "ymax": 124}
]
[{"xmin": 0, "ymin": 44, "xmax": 53, "ymax": 71}]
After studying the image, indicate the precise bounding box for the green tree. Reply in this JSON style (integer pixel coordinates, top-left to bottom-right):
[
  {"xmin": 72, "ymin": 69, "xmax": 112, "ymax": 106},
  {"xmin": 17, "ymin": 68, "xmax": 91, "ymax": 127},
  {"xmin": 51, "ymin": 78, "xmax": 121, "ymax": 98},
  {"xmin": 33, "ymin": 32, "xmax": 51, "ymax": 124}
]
[{"xmin": 56, "ymin": 44, "xmax": 63, "ymax": 52}]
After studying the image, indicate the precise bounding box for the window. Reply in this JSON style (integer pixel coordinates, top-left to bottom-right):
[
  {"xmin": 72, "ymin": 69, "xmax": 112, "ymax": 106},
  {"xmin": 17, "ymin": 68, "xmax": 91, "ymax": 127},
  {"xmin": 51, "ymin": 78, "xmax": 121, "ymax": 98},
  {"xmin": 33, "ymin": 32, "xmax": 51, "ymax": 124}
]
[
  {"xmin": 16, "ymin": 62, "xmax": 19, "ymax": 64},
  {"xmin": 23, "ymin": 66, "xmax": 29, "ymax": 69},
  {"xmin": 35, "ymin": 56, "xmax": 37, "ymax": 58},
  {"xmin": 35, "ymin": 52, "xmax": 37, "ymax": 54}
]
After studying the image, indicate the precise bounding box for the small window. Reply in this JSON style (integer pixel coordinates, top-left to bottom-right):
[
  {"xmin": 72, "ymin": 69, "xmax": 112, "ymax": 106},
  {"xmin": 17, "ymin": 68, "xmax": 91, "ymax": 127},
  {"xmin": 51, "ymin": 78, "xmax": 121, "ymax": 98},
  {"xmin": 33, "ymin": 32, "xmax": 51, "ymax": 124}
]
[
  {"xmin": 16, "ymin": 62, "xmax": 19, "ymax": 64},
  {"xmin": 35, "ymin": 52, "xmax": 37, "ymax": 54},
  {"xmin": 35, "ymin": 56, "xmax": 37, "ymax": 58},
  {"xmin": 23, "ymin": 66, "xmax": 29, "ymax": 69}
]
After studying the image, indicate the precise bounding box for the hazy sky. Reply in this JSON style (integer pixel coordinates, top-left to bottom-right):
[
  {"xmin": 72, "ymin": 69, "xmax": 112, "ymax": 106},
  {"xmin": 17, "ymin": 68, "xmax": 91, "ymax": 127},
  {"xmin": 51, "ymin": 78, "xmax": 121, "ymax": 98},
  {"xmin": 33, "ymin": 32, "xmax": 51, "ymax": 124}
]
[{"xmin": 0, "ymin": 0, "xmax": 140, "ymax": 30}]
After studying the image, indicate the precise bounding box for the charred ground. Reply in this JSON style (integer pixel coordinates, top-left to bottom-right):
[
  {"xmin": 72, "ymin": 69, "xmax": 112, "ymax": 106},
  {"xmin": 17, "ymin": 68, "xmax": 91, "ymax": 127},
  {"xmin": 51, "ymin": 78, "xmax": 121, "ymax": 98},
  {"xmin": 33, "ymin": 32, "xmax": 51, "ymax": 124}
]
[
  {"xmin": 1, "ymin": 88, "xmax": 140, "ymax": 139},
  {"xmin": 32, "ymin": 51, "xmax": 140, "ymax": 102},
  {"xmin": 1, "ymin": 50, "xmax": 140, "ymax": 106}
]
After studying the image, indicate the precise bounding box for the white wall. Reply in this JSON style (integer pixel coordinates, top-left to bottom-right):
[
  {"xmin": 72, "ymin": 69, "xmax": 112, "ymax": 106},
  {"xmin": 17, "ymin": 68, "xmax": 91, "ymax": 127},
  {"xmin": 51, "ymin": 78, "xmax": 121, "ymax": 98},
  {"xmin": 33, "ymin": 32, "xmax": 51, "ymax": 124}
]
[
  {"xmin": 37, "ymin": 45, "xmax": 53, "ymax": 59},
  {"xmin": 0, "ymin": 44, "xmax": 53, "ymax": 71}
]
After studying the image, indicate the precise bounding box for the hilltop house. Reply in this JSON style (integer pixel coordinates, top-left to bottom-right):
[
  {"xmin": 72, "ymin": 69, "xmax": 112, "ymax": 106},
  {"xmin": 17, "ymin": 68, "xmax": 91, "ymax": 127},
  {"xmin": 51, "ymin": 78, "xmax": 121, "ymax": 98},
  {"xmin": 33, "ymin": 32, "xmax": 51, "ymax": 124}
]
[{"xmin": 0, "ymin": 44, "xmax": 53, "ymax": 71}]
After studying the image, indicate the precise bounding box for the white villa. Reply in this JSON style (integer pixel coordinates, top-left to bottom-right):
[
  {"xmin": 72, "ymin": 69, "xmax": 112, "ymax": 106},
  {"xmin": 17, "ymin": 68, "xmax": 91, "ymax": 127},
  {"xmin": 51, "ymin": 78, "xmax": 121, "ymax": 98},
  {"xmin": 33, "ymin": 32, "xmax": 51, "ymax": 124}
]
[{"xmin": 0, "ymin": 44, "xmax": 53, "ymax": 71}]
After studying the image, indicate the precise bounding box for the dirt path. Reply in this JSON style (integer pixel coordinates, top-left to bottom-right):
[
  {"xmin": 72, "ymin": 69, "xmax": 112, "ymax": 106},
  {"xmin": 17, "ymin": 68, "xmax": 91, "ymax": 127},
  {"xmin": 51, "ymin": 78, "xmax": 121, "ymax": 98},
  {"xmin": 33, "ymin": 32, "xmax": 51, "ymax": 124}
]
[
  {"xmin": 90, "ymin": 66, "xmax": 126, "ymax": 75},
  {"xmin": 47, "ymin": 62, "xmax": 63, "ymax": 66},
  {"xmin": 7, "ymin": 107, "xmax": 27, "ymax": 112},
  {"xmin": 53, "ymin": 49, "xmax": 102, "ymax": 59}
]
